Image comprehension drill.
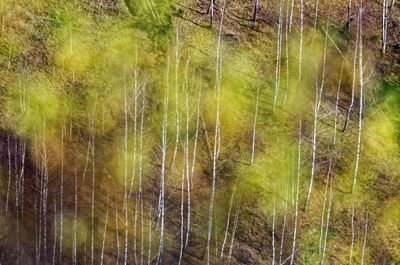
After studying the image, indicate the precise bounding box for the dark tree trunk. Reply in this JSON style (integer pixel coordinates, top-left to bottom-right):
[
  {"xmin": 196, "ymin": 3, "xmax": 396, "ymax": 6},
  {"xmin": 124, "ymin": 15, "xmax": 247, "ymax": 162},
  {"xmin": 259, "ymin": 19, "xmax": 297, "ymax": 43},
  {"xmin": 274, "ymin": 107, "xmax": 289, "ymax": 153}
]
[
  {"xmin": 206, "ymin": 0, "xmax": 214, "ymax": 27},
  {"xmin": 254, "ymin": 0, "xmax": 259, "ymax": 22},
  {"xmin": 346, "ymin": 0, "xmax": 351, "ymax": 31}
]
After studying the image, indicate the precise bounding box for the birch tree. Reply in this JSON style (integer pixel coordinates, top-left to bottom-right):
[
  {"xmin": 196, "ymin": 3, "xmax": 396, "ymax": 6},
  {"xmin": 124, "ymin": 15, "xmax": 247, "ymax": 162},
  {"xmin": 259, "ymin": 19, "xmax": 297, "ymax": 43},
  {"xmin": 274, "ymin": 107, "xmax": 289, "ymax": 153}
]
[
  {"xmin": 42, "ymin": 120, "xmax": 49, "ymax": 264},
  {"xmin": 52, "ymin": 198, "xmax": 57, "ymax": 265},
  {"xmin": 90, "ymin": 107, "xmax": 96, "ymax": 265},
  {"xmin": 73, "ymin": 166, "xmax": 77, "ymax": 265},
  {"xmin": 139, "ymin": 82, "xmax": 146, "ymax": 265},
  {"xmin": 227, "ymin": 205, "xmax": 240, "ymax": 265},
  {"xmin": 305, "ymin": 12, "xmax": 330, "ymax": 208},
  {"xmin": 390, "ymin": 0, "xmax": 395, "ymax": 9},
  {"xmin": 128, "ymin": 59, "xmax": 138, "ymax": 199},
  {"xmin": 184, "ymin": 59, "xmax": 191, "ymax": 249},
  {"xmin": 115, "ymin": 196, "xmax": 120, "ymax": 265},
  {"xmin": 352, "ymin": 4, "xmax": 363, "ymax": 193},
  {"xmin": 361, "ymin": 210, "xmax": 368, "ymax": 265},
  {"xmin": 206, "ymin": 1, "xmax": 226, "ymax": 263},
  {"xmin": 343, "ymin": 15, "xmax": 359, "ymax": 133},
  {"xmin": 298, "ymin": 0, "xmax": 304, "ymax": 84},
  {"xmin": 59, "ymin": 125, "xmax": 64, "ymax": 264},
  {"xmin": 5, "ymin": 134, "xmax": 11, "ymax": 213},
  {"xmin": 156, "ymin": 56, "xmax": 170, "ymax": 265},
  {"xmin": 346, "ymin": 0, "xmax": 352, "ymax": 31},
  {"xmin": 123, "ymin": 67, "xmax": 129, "ymax": 265},
  {"xmin": 290, "ymin": 118, "xmax": 301, "ymax": 265},
  {"xmin": 220, "ymin": 177, "xmax": 238, "ymax": 259},
  {"xmin": 279, "ymin": 179, "xmax": 289, "ymax": 265},
  {"xmin": 178, "ymin": 165, "xmax": 185, "ymax": 265},
  {"xmin": 273, "ymin": 0, "xmax": 284, "ymax": 112},
  {"xmin": 272, "ymin": 193, "xmax": 276, "ymax": 265},
  {"xmin": 283, "ymin": 0, "xmax": 291, "ymax": 106},
  {"xmin": 253, "ymin": 0, "xmax": 259, "ymax": 22},
  {"xmin": 171, "ymin": 32, "xmax": 180, "ymax": 169},
  {"xmin": 190, "ymin": 82, "xmax": 201, "ymax": 188},
  {"xmin": 251, "ymin": 85, "xmax": 259, "ymax": 165},
  {"xmin": 320, "ymin": 177, "xmax": 334, "ymax": 265},
  {"xmin": 382, "ymin": 0, "xmax": 388, "ymax": 54},
  {"xmin": 100, "ymin": 196, "xmax": 109, "ymax": 265}
]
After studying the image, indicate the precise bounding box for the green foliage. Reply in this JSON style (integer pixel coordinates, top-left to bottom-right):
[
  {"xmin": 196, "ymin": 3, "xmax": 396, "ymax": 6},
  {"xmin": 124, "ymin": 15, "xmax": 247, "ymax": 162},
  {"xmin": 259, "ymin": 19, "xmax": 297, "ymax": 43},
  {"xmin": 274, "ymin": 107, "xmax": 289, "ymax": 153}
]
[{"xmin": 124, "ymin": 0, "xmax": 175, "ymax": 48}]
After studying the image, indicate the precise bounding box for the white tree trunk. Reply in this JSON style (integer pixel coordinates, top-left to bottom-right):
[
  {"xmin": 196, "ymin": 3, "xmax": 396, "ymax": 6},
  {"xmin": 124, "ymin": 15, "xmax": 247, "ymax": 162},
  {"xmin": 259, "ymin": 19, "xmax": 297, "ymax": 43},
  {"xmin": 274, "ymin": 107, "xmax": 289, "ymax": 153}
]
[
  {"xmin": 321, "ymin": 177, "xmax": 334, "ymax": 265},
  {"xmin": 171, "ymin": 32, "xmax": 180, "ymax": 169},
  {"xmin": 227, "ymin": 205, "xmax": 240, "ymax": 265},
  {"xmin": 100, "ymin": 196, "xmax": 109, "ymax": 265},
  {"xmin": 206, "ymin": 1, "xmax": 226, "ymax": 263},
  {"xmin": 352, "ymin": 5, "xmax": 363, "ymax": 193},
  {"xmin": 361, "ymin": 211, "xmax": 368, "ymax": 265},
  {"xmin": 290, "ymin": 118, "xmax": 301, "ymax": 265},
  {"xmin": 273, "ymin": 0, "xmax": 284, "ymax": 112},
  {"xmin": 305, "ymin": 12, "xmax": 330, "ymax": 209},
  {"xmin": 156, "ymin": 56, "xmax": 170, "ymax": 265},
  {"xmin": 221, "ymin": 177, "xmax": 238, "ymax": 259},
  {"xmin": 251, "ymin": 85, "xmax": 259, "ymax": 165},
  {"xmin": 343, "ymin": 18, "xmax": 360, "ymax": 133}
]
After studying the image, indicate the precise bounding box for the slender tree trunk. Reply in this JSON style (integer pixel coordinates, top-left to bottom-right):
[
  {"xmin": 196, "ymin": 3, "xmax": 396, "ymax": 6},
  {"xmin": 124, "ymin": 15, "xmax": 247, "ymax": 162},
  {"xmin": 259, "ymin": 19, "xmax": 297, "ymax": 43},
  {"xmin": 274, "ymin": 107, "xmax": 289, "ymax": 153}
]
[
  {"xmin": 279, "ymin": 179, "xmax": 289, "ymax": 265},
  {"xmin": 272, "ymin": 193, "xmax": 276, "ymax": 265},
  {"xmin": 220, "ymin": 177, "xmax": 238, "ymax": 259},
  {"xmin": 349, "ymin": 202, "xmax": 355, "ymax": 264},
  {"xmin": 140, "ymin": 82, "xmax": 146, "ymax": 265},
  {"xmin": 35, "ymin": 198, "xmax": 40, "ymax": 265},
  {"xmin": 312, "ymin": 0, "xmax": 319, "ymax": 42},
  {"xmin": 382, "ymin": 0, "xmax": 388, "ymax": 54},
  {"xmin": 227, "ymin": 205, "xmax": 240, "ymax": 265},
  {"xmin": 318, "ymin": 161, "xmax": 331, "ymax": 254},
  {"xmin": 210, "ymin": 0, "xmax": 214, "ymax": 27},
  {"xmin": 305, "ymin": 12, "xmax": 330, "ymax": 209},
  {"xmin": 100, "ymin": 195, "xmax": 109, "ymax": 265},
  {"xmin": 334, "ymin": 64, "xmax": 344, "ymax": 146},
  {"xmin": 128, "ymin": 57, "xmax": 138, "ymax": 198},
  {"xmin": 191, "ymin": 83, "xmax": 201, "ymax": 188},
  {"xmin": 156, "ymin": 56, "xmax": 170, "ymax": 265},
  {"xmin": 273, "ymin": 0, "xmax": 284, "ymax": 112},
  {"xmin": 115, "ymin": 196, "xmax": 120, "ymax": 265},
  {"xmin": 52, "ymin": 197, "xmax": 57, "ymax": 265},
  {"xmin": 43, "ymin": 120, "xmax": 49, "ymax": 264},
  {"xmin": 184, "ymin": 59, "xmax": 191, "ymax": 249},
  {"xmin": 5, "ymin": 134, "xmax": 11, "ymax": 213},
  {"xmin": 289, "ymin": 0, "xmax": 295, "ymax": 33},
  {"xmin": 352, "ymin": 4, "xmax": 363, "ymax": 193},
  {"xmin": 206, "ymin": 1, "xmax": 226, "ymax": 263},
  {"xmin": 148, "ymin": 207, "xmax": 152, "ymax": 265},
  {"xmin": 73, "ymin": 166, "xmax": 77, "ymax": 265},
  {"xmin": 59, "ymin": 125, "xmax": 64, "ymax": 264},
  {"xmin": 90, "ymin": 134, "xmax": 96, "ymax": 265},
  {"xmin": 283, "ymin": 0, "xmax": 290, "ymax": 106},
  {"xmin": 290, "ymin": 118, "xmax": 301, "ymax": 265},
  {"xmin": 178, "ymin": 165, "xmax": 185, "ymax": 265},
  {"xmin": 253, "ymin": 0, "xmax": 259, "ymax": 22},
  {"xmin": 361, "ymin": 210, "xmax": 368, "ymax": 265},
  {"xmin": 343, "ymin": 17, "xmax": 359, "ymax": 133},
  {"xmin": 321, "ymin": 177, "xmax": 334, "ymax": 265},
  {"xmin": 171, "ymin": 32, "xmax": 180, "ymax": 169},
  {"xmin": 346, "ymin": 0, "xmax": 351, "ymax": 31},
  {"xmin": 123, "ymin": 67, "xmax": 129, "ymax": 265},
  {"xmin": 251, "ymin": 85, "xmax": 259, "ymax": 165},
  {"xmin": 298, "ymin": 0, "xmax": 304, "ymax": 84}
]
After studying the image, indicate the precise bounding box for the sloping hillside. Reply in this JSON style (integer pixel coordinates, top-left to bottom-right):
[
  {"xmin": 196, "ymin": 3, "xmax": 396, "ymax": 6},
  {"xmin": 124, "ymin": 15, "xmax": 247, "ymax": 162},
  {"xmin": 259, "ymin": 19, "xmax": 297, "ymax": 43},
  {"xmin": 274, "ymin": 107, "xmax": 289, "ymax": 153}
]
[{"xmin": 0, "ymin": 0, "xmax": 399, "ymax": 264}]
